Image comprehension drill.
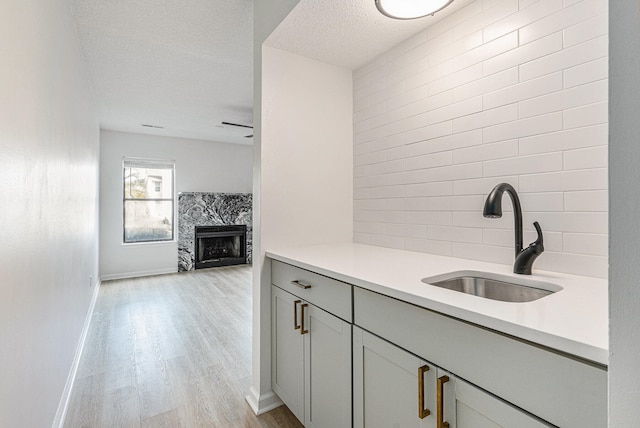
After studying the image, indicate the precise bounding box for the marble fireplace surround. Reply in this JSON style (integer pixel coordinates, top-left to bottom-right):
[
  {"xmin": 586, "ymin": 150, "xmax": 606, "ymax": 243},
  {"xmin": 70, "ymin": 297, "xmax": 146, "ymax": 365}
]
[{"xmin": 178, "ymin": 192, "xmax": 252, "ymax": 271}]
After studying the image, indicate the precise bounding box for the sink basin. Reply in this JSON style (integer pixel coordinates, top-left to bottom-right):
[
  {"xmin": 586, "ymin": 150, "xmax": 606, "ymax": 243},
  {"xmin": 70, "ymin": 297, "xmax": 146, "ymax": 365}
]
[{"xmin": 421, "ymin": 271, "xmax": 562, "ymax": 303}]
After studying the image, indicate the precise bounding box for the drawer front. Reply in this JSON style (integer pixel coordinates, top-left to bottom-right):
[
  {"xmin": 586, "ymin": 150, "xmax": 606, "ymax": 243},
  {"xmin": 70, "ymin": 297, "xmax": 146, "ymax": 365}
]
[
  {"xmin": 354, "ymin": 287, "xmax": 607, "ymax": 428},
  {"xmin": 271, "ymin": 259, "xmax": 352, "ymax": 322}
]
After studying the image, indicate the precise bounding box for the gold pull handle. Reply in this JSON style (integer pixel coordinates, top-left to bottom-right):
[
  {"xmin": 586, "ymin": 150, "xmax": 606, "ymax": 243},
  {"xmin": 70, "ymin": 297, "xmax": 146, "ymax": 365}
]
[
  {"xmin": 437, "ymin": 375, "xmax": 450, "ymax": 428},
  {"xmin": 291, "ymin": 280, "xmax": 312, "ymax": 289},
  {"xmin": 300, "ymin": 303, "xmax": 309, "ymax": 335},
  {"xmin": 293, "ymin": 300, "xmax": 301, "ymax": 330},
  {"xmin": 418, "ymin": 364, "xmax": 431, "ymax": 419}
]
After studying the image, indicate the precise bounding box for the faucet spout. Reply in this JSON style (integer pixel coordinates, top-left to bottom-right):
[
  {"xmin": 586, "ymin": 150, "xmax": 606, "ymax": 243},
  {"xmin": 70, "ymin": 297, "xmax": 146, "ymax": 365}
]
[
  {"xmin": 483, "ymin": 183, "xmax": 523, "ymax": 257},
  {"xmin": 483, "ymin": 183, "xmax": 544, "ymax": 275}
]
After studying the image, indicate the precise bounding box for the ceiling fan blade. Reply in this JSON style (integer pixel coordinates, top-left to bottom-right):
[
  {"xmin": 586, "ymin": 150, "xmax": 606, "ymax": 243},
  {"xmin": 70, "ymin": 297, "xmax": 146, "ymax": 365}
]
[{"xmin": 222, "ymin": 121, "xmax": 253, "ymax": 129}]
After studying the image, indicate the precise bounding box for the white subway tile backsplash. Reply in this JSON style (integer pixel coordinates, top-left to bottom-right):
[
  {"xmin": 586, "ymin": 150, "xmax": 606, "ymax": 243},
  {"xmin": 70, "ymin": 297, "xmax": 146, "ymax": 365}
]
[
  {"xmin": 564, "ymin": 12, "xmax": 608, "ymax": 47},
  {"xmin": 368, "ymin": 234, "xmax": 406, "ymax": 250},
  {"xmin": 406, "ymin": 121, "xmax": 453, "ymax": 144},
  {"xmin": 519, "ymin": 0, "xmax": 607, "ymax": 45},
  {"xmin": 564, "ymin": 146, "xmax": 608, "ymax": 170},
  {"xmin": 518, "ymin": 79, "xmax": 607, "ymax": 119},
  {"xmin": 483, "ymin": 112, "xmax": 563, "ymax": 143},
  {"xmin": 452, "ymin": 176, "xmax": 519, "ymax": 195},
  {"xmin": 353, "ymin": 0, "xmax": 608, "ymax": 278},
  {"xmin": 483, "ymin": 228, "xmax": 563, "ymax": 251},
  {"xmin": 428, "ymin": 225, "xmax": 483, "ymax": 243},
  {"xmin": 428, "ymin": 64, "xmax": 484, "ymax": 96},
  {"xmin": 564, "ymin": 233, "xmax": 608, "ymax": 256},
  {"xmin": 386, "ymin": 223, "xmax": 428, "ymax": 239},
  {"xmin": 453, "ymin": 0, "xmax": 519, "ymax": 41},
  {"xmin": 519, "ymin": 35, "xmax": 608, "ymax": 81},
  {"xmin": 523, "ymin": 212, "xmax": 608, "ymax": 233},
  {"xmin": 427, "ymin": 129, "xmax": 483, "ymax": 153},
  {"xmin": 453, "ymin": 139, "xmax": 518, "ymax": 164},
  {"xmin": 483, "ymin": 152, "xmax": 563, "ymax": 177},
  {"xmin": 405, "ymin": 151, "xmax": 453, "ymax": 171},
  {"xmin": 406, "ymin": 181, "xmax": 453, "ymax": 197},
  {"xmin": 453, "ymin": 31, "xmax": 518, "ymax": 71},
  {"xmin": 564, "ymin": 57, "xmax": 608, "ymax": 88},
  {"xmin": 483, "ymin": 72, "xmax": 563, "ymax": 110},
  {"xmin": 518, "ymin": 192, "xmax": 564, "ymax": 212},
  {"xmin": 535, "ymin": 251, "xmax": 608, "ymax": 278},
  {"xmin": 428, "ymin": 31, "xmax": 484, "ymax": 67},
  {"xmin": 563, "ymin": 101, "xmax": 607, "ymax": 129},
  {"xmin": 404, "ymin": 195, "xmax": 483, "ymax": 212},
  {"xmin": 483, "ymin": 32, "xmax": 563, "ymax": 76},
  {"xmin": 565, "ymin": 190, "xmax": 608, "ymax": 212},
  {"xmin": 428, "ymin": 96, "xmax": 483, "ymax": 125},
  {"xmin": 452, "ymin": 67, "xmax": 519, "ymax": 102},
  {"xmin": 519, "ymin": 124, "xmax": 607, "ymax": 155},
  {"xmin": 405, "ymin": 238, "xmax": 453, "ymax": 256},
  {"xmin": 452, "ymin": 104, "xmax": 519, "ymax": 133},
  {"xmin": 452, "ymin": 242, "xmax": 513, "ymax": 265},
  {"xmin": 484, "ymin": 0, "xmax": 562, "ymax": 42},
  {"xmin": 427, "ymin": 162, "xmax": 483, "ymax": 182},
  {"xmin": 405, "ymin": 211, "xmax": 453, "ymax": 226},
  {"xmin": 519, "ymin": 169, "xmax": 607, "ymax": 192}
]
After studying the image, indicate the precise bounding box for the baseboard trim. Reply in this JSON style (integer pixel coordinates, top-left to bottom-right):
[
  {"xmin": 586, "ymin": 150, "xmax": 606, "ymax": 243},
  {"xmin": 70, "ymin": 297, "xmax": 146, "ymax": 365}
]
[
  {"xmin": 100, "ymin": 267, "xmax": 177, "ymax": 281},
  {"xmin": 246, "ymin": 387, "xmax": 283, "ymax": 416},
  {"xmin": 51, "ymin": 277, "xmax": 101, "ymax": 428}
]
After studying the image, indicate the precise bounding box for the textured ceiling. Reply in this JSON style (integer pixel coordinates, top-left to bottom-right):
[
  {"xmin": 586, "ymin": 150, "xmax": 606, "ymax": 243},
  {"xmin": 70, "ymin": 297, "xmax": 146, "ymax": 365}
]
[
  {"xmin": 265, "ymin": 0, "xmax": 473, "ymax": 70},
  {"xmin": 70, "ymin": 0, "xmax": 471, "ymax": 145},
  {"xmin": 70, "ymin": 0, "xmax": 254, "ymax": 144}
]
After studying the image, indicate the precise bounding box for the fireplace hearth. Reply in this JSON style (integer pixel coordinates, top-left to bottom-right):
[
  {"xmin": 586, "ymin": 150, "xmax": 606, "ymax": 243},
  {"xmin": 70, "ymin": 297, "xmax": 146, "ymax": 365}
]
[{"xmin": 194, "ymin": 225, "xmax": 247, "ymax": 269}]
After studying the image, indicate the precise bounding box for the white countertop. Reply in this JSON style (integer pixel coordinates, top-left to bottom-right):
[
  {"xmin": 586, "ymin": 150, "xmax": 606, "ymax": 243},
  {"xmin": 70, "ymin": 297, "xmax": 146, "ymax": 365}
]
[{"xmin": 266, "ymin": 243, "xmax": 608, "ymax": 366}]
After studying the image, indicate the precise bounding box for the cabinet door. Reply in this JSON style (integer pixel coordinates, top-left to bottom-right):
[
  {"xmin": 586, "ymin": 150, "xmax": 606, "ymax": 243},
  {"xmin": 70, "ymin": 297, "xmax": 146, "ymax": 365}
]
[
  {"xmin": 452, "ymin": 378, "xmax": 552, "ymax": 428},
  {"xmin": 354, "ymin": 327, "xmax": 435, "ymax": 428},
  {"xmin": 272, "ymin": 285, "xmax": 305, "ymax": 423},
  {"xmin": 304, "ymin": 303, "xmax": 352, "ymax": 428}
]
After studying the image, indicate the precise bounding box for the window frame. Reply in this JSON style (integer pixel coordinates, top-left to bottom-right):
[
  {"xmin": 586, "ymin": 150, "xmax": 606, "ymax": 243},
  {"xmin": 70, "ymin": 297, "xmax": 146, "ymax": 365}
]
[{"xmin": 122, "ymin": 157, "xmax": 176, "ymax": 244}]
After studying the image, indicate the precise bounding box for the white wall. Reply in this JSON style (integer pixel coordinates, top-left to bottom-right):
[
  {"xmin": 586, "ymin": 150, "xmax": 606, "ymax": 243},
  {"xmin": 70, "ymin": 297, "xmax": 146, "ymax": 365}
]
[
  {"xmin": 353, "ymin": 0, "xmax": 608, "ymax": 278},
  {"xmin": 99, "ymin": 130, "xmax": 253, "ymax": 279},
  {"xmin": 0, "ymin": 1, "xmax": 100, "ymax": 426},
  {"xmin": 608, "ymin": 1, "xmax": 640, "ymax": 425},
  {"xmin": 248, "ymin": 40, "xmax": 353, "ymax": 415},
  {"xmin": 249, "ymin": 0, "xmax": 301, "ymax": 413}
]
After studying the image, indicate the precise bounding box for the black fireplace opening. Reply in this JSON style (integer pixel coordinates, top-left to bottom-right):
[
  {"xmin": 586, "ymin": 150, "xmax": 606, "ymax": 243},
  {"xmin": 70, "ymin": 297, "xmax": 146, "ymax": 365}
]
[{"xmin": 194, "ymin": 225, "xmax": 247, "ymax": 269}]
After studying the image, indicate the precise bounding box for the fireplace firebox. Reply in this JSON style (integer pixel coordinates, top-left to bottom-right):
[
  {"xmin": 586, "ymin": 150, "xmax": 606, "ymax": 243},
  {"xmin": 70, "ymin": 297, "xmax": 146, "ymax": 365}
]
[{"xmin": 194, "ymin": 225, "xmax": 247, "ymax": 269}]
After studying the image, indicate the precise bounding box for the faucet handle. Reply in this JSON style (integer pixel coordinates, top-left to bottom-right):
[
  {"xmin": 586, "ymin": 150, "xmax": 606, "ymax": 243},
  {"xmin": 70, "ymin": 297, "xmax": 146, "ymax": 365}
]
[{"xmin": 532, "ymin": 221, "xmax": 543, "ymax": 245}]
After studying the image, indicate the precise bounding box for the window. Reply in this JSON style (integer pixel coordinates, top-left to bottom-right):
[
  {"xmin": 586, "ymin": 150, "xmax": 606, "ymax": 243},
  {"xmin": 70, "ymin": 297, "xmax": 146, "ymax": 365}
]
[{"xmin": 123, "ymin": 158, "xmax": 175, "ymax": 243}]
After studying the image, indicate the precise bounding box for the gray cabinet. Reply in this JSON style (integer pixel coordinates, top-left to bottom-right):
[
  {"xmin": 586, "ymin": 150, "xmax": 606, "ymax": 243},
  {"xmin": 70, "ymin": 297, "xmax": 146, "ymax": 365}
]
[
  {"xmin": 354, "ymin": 287, "xmax": 606, "ymax": 428},
  {"xmin": 354, "ymin": 327, "xmax": 550, "ymax": 428},
  {"xmin": 271, "ymin": 261, "xmax": 352, "ymax": 428}
]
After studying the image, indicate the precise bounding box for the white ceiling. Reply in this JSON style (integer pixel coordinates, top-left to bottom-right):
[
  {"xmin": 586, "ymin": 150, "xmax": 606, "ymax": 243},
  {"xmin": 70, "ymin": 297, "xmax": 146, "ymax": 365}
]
[
  {"xmin": 265, "ymin": 0, "xmax": 474, "ymax": 70},
  {"xmin": 70, "ymin": 0, "xmax": 255, "ymax": 144},
  {"xmin": 70, "ymin": 0, "xmax": 471, "ymax": 145}
]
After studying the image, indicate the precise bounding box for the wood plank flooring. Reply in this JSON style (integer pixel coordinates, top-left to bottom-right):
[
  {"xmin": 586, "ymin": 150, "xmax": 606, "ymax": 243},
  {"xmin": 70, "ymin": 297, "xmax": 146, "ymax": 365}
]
[{"xmin": 64, "ymin": 266, "xmax": 302, "ymax": 428}]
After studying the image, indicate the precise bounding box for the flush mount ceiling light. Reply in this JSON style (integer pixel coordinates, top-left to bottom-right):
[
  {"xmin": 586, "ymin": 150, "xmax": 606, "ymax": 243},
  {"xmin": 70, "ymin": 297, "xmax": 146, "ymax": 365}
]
[{"xmin": 375, "ymin": 0, "xmax": 453, "ymax": 19}]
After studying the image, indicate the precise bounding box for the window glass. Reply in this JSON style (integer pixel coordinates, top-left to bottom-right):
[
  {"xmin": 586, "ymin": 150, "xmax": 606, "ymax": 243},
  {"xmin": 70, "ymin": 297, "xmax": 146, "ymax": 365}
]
[{"xmin": 123, "ymin": 159, "xmax": 174, "ymax": 243}]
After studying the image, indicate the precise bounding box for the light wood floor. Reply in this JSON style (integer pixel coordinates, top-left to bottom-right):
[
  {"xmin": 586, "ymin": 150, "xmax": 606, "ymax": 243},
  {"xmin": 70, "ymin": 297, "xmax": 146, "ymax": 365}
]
[{"xmin": 64, "ymin": 265, "xmax": 302, "ymax": 428}]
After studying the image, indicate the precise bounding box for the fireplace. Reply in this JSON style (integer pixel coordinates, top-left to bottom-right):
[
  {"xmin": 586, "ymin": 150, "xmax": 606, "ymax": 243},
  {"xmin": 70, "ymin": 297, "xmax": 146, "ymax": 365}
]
[{"xmin": 194, "ymin": 225, "xmax": 247, "ymax": 269}]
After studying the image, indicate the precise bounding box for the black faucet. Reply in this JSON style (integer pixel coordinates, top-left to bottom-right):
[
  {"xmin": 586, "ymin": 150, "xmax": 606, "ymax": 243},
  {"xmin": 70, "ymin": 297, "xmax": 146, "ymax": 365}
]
[{"xmin": 483, "ymin": 183, "xmax": 544, "ymax": 275}]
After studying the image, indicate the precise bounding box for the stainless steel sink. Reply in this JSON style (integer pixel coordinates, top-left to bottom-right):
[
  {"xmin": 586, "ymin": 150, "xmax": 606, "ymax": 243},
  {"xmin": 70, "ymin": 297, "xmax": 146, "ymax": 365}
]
[{"xmin": 421, "ymin": 271, "xmax": 562, "ymax": 303}]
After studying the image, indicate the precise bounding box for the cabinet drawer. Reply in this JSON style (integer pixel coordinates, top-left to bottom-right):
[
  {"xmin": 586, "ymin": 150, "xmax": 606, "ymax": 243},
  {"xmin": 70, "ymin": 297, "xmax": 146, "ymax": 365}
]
[{"xmin": 271, "ymin": 259, "xmax": 352, "ymax": 322}]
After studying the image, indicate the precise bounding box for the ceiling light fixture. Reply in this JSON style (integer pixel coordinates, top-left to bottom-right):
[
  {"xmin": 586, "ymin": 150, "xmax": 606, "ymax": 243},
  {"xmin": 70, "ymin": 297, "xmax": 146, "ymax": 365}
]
[{"xmin": 375, "ymin": 0, "xmax": 453, "ymax": 19}]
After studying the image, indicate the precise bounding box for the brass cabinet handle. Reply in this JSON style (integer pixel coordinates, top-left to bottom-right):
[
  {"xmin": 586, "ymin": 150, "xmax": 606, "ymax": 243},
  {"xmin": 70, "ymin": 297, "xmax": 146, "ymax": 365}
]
[
  {"xmin": 300, "ymin": 303, "xmax": 309, "ymax": 335},
  {"xmin": 291, "ymin": 280, "xmax": 312, "ymax": 289},
  {"xmin": 437, "ymin": 375, "xmax": 450, "ymax": 428},
  {"xmin": 418, "ymin": 364, "xmax": 431, "ymax": 419},
  {"xmin": 293, "ymin": 300, "xmax": 301, "ymax": 330}
]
